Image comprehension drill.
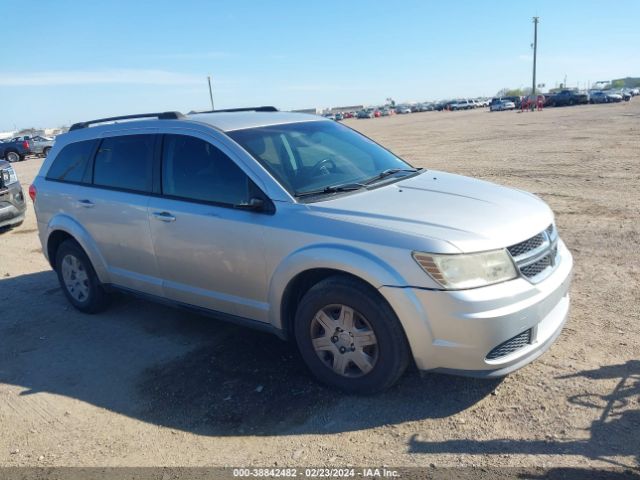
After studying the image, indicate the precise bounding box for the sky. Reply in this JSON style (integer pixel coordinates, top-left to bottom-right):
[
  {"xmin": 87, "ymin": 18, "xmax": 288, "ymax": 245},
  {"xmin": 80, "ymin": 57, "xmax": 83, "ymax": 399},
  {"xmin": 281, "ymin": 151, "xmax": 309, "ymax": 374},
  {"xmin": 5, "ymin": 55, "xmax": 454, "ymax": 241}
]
[{"xmin": 1, "ymin": 0, "xmax": 638, "ymax": 130}]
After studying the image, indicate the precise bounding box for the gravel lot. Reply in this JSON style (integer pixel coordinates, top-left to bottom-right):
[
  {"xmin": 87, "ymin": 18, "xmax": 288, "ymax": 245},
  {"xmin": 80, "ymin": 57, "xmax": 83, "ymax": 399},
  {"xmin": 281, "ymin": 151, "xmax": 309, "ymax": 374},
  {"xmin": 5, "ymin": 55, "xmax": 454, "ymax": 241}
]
[{"xmin": 1, "ymin": 102, "xmax": 638, "ymax": 471}]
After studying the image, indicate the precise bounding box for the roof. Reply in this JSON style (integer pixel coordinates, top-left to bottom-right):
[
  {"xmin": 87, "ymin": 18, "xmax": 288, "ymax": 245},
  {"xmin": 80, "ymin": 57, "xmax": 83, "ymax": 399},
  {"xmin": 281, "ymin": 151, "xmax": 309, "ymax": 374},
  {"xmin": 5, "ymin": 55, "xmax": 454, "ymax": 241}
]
[{"xmin": 186, "ymin": 111, "xmax": 326, "ymax": 132}]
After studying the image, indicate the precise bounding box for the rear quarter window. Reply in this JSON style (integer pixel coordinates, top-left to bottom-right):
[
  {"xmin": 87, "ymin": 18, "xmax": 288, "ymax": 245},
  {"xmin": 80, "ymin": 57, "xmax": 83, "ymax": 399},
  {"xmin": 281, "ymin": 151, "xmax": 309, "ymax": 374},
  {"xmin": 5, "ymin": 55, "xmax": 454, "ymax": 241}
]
[{"xmin": 46, "ymin": 139, "xmax": 97, "ymax": 183}]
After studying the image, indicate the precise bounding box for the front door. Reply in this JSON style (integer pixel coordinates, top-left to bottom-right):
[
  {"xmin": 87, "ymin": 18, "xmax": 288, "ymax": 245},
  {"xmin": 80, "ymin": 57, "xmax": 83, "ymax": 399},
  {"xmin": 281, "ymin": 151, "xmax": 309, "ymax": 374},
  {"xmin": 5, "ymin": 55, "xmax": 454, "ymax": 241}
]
[{"xmin": 147, "ymin": 133, "xmax": 271, "ymax": 322}]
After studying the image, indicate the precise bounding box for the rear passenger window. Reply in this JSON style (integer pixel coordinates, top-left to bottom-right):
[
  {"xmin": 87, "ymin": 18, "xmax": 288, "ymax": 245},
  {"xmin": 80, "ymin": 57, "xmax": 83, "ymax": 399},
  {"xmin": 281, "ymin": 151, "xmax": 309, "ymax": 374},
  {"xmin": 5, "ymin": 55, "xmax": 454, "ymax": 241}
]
[
  {"xmin": 46, "ymin": 140, "xmax": 97, "ymax": 183},
  {"xmin": 93, "ymin": 135, "xmax": 154, "ymax": 193},
  {"xmin": 162, "ymin": 134, "xmax": 249, "ymax": 205}
]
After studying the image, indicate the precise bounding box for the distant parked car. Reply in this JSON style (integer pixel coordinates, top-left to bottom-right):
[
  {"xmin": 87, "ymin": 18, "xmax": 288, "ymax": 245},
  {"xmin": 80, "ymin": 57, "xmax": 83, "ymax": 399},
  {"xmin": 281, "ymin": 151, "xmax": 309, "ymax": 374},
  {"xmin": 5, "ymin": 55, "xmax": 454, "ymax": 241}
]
[
  {"xmin": 602, "ymin": 91, "xmax": 623, "ymax": 103},
  {"xmin": 490, "ymin": 99, "xmax": 516, "ymax": 112},
  {"xmin": 589, "ymin": 91, "xmax": 609, "ymax": 104},
  {"xmin": 396, "ymin": 105, "xmax": 412, "ymax": 114},
  {"xmin": 0, "ymin": 137, "xmax": 32, "ymax": 162},
  {"xmin": 29, "ymin": 135, "xmax": 55, "ymax": 156},
  {"xmin": 543, "ymin": 94, "xmax": 556, "ymax": 107},
  {"xmin": 334, "ymin": 113, "xmax": 344, "ymax": 121},
  {"xmin": 499, "ymin": 96, "xmax": 523, "ymax": 109},
  {"xmin": 357, "ymin": 109, "xmax": 374, "ymax": 119},
  {"xmin": 550, "ymin": 90, "xmax": 589, "ymax": 107},
  {"xmin": 380, "ymin": 108, "xmax": 391, "ymax": 116},
  {"xmin": 451, "ymin": 99, "xmax": 473, "ymax": 111}
]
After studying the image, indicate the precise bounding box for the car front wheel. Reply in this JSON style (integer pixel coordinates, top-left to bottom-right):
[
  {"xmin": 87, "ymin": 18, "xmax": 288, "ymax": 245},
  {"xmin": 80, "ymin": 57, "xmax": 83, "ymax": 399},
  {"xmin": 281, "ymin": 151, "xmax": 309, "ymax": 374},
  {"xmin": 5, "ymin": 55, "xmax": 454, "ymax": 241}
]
[{"xmin": 294, "ymin": 275, "xmax": 410, "ymax": 393}]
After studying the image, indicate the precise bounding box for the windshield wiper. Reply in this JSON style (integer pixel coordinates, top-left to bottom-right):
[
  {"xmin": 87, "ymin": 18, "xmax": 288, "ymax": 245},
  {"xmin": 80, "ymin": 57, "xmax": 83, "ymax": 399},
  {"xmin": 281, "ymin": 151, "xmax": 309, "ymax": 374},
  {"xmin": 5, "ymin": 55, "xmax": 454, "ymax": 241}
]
[
  {"xmin": 294, "ymin": 182, "xmax": 367, "ymax": 198},
  {"xmin": 364, "ymin": 167, "xmax": 421, "ymax": 185}
]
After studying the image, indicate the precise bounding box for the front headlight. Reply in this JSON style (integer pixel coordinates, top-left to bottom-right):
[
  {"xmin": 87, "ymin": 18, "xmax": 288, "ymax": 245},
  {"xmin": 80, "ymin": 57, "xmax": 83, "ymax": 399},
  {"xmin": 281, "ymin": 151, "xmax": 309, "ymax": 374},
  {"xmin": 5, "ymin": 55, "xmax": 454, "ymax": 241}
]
[
  {"xmin": 412, "ymin": 249, "xmax": 518, "ymax": 290},
  {"xmin": 1, "ymin": 166, "xmax": 18, "ymax": 185}
]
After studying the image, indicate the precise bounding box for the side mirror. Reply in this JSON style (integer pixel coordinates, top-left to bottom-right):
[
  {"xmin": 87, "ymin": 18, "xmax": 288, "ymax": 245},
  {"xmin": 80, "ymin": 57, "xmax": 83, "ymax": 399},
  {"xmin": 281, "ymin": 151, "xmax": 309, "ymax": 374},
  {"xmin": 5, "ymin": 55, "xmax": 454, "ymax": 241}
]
[{"xmin": 234, "ymin": 196, "xmax": 265, "ymax": 211}]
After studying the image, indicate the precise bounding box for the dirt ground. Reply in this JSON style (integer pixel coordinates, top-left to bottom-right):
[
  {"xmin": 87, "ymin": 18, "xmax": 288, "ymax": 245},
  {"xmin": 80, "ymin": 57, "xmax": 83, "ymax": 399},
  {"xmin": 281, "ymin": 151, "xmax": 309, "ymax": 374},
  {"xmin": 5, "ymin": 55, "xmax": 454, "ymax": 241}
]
[{"xmin": 1, "ymin": 102, "xmax": 638, "ymax": 472}]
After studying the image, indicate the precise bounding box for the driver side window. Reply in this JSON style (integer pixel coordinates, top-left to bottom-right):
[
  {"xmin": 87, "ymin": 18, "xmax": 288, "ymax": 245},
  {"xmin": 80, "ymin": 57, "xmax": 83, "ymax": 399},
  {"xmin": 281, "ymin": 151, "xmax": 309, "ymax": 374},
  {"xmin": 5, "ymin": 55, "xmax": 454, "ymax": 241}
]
[{"xmin": 162, "ymin": 134, "xmax": 250, "ymax": 206}]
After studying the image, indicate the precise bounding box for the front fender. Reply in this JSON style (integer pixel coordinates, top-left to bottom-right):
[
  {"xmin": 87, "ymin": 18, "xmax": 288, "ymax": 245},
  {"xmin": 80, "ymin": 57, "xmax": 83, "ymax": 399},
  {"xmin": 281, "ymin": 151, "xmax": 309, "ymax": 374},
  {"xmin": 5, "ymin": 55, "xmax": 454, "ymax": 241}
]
[
  {"xmin": 267, "ymin": 243, "xmax": 407, "ymax": 329},
  {"xmin": 45, "ymin": 214, "xmax": 110, "ymax": 283}
]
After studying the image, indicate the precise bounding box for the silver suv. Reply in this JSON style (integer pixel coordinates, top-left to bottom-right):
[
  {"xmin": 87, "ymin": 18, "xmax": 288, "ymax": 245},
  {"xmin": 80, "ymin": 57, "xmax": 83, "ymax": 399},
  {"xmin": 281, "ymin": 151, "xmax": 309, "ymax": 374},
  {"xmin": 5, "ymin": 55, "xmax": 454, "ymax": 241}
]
[{"xmin": 32, "ymin": 107, "xmax": 573, "ymax": 393}]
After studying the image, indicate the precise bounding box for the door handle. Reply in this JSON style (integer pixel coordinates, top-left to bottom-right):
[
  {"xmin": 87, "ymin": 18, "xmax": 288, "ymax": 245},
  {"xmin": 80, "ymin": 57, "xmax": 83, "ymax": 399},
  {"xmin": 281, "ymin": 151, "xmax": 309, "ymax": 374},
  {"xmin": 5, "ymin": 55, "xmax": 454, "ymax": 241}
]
[
  {"xmin": 77, "ymin": 199, "xmax": 95, "ymax": 208},
  {"xmin": 152, "ymin": 211, "xmax": 176, "ymax": 222}
]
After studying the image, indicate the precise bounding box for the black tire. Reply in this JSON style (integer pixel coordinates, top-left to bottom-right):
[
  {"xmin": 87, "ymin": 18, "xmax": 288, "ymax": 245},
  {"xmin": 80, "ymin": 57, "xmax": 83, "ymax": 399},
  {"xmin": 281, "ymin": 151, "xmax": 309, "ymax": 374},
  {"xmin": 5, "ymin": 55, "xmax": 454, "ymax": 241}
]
[
  {"xmin": 55, "ymin": 239, "xmax": 110, "ymax": 313},
  {"xmin": 294, "ymin": 275, "xmax": 410, "ymax": 394},
  {"xmin": 5, "ymin": 150, "xmax": 20, "ymax": 163},
  {"xmin": 43, "ymin": 147, "xmax": 51, "ymax": 157}
]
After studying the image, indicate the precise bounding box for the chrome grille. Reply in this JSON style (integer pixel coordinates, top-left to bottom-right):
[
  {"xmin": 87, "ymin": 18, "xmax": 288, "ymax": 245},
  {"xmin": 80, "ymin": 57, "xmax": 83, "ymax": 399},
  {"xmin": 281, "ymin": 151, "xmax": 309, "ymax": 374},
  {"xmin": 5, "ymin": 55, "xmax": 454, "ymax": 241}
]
[
  {"xmin": 507, "ymin": 224, "xmax": 559, "ymax": 283},
  {"xmin": 507, "ymin": 233, "xmax": 545, "ymax": 257},
  {"xmin": 520, "ymin": 245, "xmax": 558, "ymax": 277},
  {"xmin": 486, "ymin": 329, "xmax": 532, "ymax": 360}
]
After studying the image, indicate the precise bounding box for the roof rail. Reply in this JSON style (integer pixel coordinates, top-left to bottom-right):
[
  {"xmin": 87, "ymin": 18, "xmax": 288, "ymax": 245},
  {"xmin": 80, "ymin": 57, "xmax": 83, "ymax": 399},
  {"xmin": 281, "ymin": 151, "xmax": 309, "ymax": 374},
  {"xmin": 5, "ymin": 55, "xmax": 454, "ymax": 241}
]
[
  {"xmin": 69, "ymin": 111, "xmax": 185, "ymax": 131},
  {"xmin": 190, "ymin": 106, "xmax": 278, "ymax": 114}
]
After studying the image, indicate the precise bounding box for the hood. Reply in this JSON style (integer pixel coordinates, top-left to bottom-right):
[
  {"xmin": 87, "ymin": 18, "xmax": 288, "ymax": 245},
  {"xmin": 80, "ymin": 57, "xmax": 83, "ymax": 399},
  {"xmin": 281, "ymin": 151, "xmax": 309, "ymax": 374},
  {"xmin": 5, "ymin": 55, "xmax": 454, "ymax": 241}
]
[{"xmin": 307, "ymin": 170, "xmax": 554, "ymax": 253}]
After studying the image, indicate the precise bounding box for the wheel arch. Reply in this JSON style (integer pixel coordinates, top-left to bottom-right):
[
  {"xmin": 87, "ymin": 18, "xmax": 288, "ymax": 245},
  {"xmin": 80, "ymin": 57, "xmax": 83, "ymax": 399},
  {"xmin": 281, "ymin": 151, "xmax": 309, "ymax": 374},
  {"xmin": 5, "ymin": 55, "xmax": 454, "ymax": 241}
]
[
  {"xmin": 268, "ymin": 244, "xmax": 407, "ymax": 339},
  {"xmin": 45, "ymin": 215, "xmax": 110, "ymax": 283},
  {"xmin": 3, "ymin": 149, "xmax": 19, "ymax": 160}
]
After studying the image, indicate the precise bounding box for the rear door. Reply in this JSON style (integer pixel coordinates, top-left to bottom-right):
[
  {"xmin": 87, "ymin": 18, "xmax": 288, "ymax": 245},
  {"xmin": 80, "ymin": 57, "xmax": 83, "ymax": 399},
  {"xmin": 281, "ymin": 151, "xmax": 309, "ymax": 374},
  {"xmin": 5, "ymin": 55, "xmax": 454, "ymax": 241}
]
[
  {"xmin": 76, "ymin": 132, "xmax": 162, "ymax": 295},
  {"xmin": 147, "ymin": 132, "xmax": 270, "ymax": 322}
]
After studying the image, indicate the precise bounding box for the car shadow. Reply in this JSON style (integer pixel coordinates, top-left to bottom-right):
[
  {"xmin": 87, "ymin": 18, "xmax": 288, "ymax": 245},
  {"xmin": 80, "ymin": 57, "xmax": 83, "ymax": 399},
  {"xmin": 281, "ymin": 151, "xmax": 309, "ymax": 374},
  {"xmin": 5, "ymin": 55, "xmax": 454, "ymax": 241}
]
[
  {"xmin": 408, "ymin": 360, "xmax": 640, "ymax": 468},
  {"xmin": 1, "ymin": 270, "xmax": 499, "ymax": 436}
]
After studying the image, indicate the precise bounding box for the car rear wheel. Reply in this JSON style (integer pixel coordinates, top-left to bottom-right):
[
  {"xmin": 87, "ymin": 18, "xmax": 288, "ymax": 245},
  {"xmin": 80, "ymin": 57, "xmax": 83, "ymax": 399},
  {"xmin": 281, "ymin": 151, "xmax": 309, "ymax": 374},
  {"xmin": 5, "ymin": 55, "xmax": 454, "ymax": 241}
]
[
  {"xmin": 294, "ymin": 275, "xmax": 410, "ymax": 393},
  {"xmin": 43, "ymin": 147, "xmax": 51, "ymax": 157},
  {"xmin": 5, "ymin": 151, "xmax": 20, "ymax": 163},
  {"xmin": 55, "ymin": 239, "xmax": 110, "ymax": 313}
]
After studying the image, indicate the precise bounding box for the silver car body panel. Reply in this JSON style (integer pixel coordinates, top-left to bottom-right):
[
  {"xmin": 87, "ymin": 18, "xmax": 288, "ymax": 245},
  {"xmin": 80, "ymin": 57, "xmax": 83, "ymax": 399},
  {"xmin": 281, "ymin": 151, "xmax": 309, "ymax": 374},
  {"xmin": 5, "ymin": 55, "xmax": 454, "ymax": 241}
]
[{"xmin": 34, "ymin": 112, "xmax": 572, "ymax": 376}]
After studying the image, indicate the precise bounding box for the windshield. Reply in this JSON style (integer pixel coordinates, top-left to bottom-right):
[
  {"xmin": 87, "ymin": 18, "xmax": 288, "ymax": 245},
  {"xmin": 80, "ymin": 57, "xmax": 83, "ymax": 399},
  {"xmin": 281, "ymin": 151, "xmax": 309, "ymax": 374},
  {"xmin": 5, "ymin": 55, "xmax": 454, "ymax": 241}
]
[{"xmin": 228, "ymin": 121, "xmax": 415, "ymax": 197}]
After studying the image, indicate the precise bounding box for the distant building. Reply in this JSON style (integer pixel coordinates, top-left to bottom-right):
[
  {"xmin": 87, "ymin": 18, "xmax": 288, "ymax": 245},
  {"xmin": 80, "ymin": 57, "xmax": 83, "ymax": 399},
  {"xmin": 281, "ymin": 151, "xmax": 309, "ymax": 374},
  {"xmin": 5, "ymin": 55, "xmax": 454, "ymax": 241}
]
[
  {"xmin": 0, "ymin": 130, "xmax": 17, "ymax": 140},
  {"xmin": 291, "ymin": 105, "xmax": 364, "ymax": 115},
  {"xmin": 0, "ymin": 127, "xmax": 68, "ymax": 139},
  {"xmin": 45, "ymin": 127, "xmax": 68, "ymax": 136},
  {"xmin": 330, "ymin": 105, "xmax": 363, "ymax": 113},
  {"xmin": 291, "ymin": 108, "xmax": 321, "ymax": 115}
]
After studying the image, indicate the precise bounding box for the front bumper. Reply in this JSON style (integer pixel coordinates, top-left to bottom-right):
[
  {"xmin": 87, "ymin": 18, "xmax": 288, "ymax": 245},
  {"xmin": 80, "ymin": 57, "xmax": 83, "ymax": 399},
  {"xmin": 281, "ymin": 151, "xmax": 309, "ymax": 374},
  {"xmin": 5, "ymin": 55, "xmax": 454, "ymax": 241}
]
[
  {"xmin": 381, "ymin": 239, "xmax": 573, "ymax": 376},
  {"xmin": 0, "ymin": 185, "xmax": 27, "ymax": 229}
]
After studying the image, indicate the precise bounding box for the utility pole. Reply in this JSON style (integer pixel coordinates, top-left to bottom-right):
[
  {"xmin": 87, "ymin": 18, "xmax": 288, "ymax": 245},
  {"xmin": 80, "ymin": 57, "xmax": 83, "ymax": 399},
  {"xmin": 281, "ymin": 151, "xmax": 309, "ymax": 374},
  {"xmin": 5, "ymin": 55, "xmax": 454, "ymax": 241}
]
[
  {"xmin": 532, "ymin": 16, "xmax": 539, "ymax": 95},
  {"xmin": 207, "ymin": 76, "xmax": 214, "ymax": 110}
]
